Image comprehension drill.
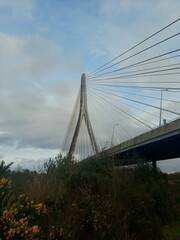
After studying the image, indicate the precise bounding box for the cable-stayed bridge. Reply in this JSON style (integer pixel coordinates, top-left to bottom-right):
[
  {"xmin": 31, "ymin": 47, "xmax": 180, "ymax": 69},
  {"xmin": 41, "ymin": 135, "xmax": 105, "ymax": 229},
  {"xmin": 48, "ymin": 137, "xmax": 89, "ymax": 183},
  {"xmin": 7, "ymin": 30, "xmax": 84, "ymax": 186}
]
[{"xmin": 62, "ymin": 18, "xmax": 180, "ymax": 166}]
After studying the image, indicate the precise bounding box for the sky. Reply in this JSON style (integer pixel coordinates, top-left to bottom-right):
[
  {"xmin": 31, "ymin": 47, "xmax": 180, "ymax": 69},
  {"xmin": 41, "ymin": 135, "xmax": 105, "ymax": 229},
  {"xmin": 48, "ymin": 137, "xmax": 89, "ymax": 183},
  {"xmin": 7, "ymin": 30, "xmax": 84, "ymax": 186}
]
[{"xmin": 0, "ymin": 0, "xmax": 180, "ymax": 172}]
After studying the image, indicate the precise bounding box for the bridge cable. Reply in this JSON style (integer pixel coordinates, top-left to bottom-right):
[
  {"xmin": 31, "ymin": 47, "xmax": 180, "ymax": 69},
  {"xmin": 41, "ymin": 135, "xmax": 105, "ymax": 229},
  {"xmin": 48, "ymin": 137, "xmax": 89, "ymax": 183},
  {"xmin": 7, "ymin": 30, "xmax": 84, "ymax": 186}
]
[
  {"xmin": 88, "ymin": 86, "xmax": 180, "ymax": 104},
  {"xmin": 89, "ymin": 88, "xmax": 160, "ymax": 119},
  {"xmin": 87, "ymin": 49, "xmax": 180, "ymax": 80},
  {"xmin": 88, "ymin": 90, "xmax": 134, "ymax": 139},
  {"xmin": 88, "ymin": 17, "xmax": 180, "ymax": 76},
  {"xmin": 88, "ymin": 32, "xmax": 180, "ymax": 77},
  {"xmin": 89, "ymin": 87, "xmax": 180, "ymax": 116},
  {"xmin": 89, "ymin": 62, "xmax": 180, "ymax": 81},
  {"xmin": 88, "ymin": 89, "xmax": 146, "ymax": 138},
  {"xmin": 92, "ymin": 92, "xmax": 153, "ymax": 130}
]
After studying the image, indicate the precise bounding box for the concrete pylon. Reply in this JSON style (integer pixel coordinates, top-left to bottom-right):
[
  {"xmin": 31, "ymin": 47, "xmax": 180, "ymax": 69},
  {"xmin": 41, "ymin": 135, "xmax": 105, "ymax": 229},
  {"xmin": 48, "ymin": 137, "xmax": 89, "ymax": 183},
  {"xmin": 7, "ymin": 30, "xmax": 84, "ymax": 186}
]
[{"xmin": 67, "ymin": 73, "xmax": 99, "ymax": 160}]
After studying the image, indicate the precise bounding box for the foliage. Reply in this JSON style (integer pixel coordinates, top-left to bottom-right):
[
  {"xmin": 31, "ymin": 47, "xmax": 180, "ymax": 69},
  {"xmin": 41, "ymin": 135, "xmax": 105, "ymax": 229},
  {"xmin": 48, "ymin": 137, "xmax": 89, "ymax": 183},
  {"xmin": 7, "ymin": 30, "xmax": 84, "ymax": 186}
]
[
  {"xmin": 0, "ymin": 161, "xmax": 47, "ymax": 240},
  {"xmin": 2, "ymin": 157, "xmax": 179, "ymax": 239},
  {"xmin": 0, "ymin": 161, "xmax": 13, "ymax": 178}
]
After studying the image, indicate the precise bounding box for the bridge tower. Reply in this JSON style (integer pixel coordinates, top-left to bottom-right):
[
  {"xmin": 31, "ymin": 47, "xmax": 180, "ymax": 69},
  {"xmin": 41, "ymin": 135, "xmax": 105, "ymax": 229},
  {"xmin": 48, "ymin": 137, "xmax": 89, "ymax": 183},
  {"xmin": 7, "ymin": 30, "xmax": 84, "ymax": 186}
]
[{"xmin": 67, "ymin": 73, "xmax": 99, "ymax": 160}]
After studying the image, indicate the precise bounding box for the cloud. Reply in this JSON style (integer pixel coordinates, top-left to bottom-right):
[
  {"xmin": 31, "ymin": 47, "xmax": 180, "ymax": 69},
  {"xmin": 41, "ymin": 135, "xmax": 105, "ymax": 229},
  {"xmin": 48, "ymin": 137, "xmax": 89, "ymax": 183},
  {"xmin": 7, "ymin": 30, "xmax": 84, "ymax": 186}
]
[
  {"xmin": 100, "ymin": 0, "xmax": 133, "ymax": 17},
  {"xmin": 12, "ymin": 157, "xmax": 48, "ymax": 171},
  {"xmin": 0, "ymin": 33, "xmax": 63, "ymax": 87},
  {"xmin": 0, "ymin": 32, "xmax": 79, "ymax": 152},
  {"xmin": 0, "ymin": 132, "xmax": 14, "ymax": 147},
  {"xmin": 154, "ymin": 0, "xmax": 180, "ymax": 22},
  {"xmin": 158, "ymin": 158, "xmax": 180, "ymax": 173},
  {"xmin": 84, "ymin": 0, "xmax": 180, "ymax": 60},
  {"xmin": 0, "ymin": 84, "xmax": 77, "ymax": 150},
  {"xmin": 0, "ymin": 32, "xmax": 23, "ymax": 54},
  {"xmin": 0, "ymin": 0, "xmax": 36, "ymax": 18}
]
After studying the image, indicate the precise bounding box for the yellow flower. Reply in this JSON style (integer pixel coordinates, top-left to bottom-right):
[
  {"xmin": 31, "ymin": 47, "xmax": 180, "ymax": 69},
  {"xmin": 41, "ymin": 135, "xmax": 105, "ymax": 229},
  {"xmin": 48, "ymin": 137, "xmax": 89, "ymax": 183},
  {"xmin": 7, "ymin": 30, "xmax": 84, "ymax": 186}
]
[
  {"xmin": 0, "ymin": 178, "xmax": 7, "ymax": 184},
  {"xmin": 60, "ymin": 227, "xmax": 64, "ymax": 236},
  {"xmin": 32, "ymin": 225, "xmax": 40, "ymax": 234},
  {"xmin": 8, "ymin": 228, "xmax": 15, "ymax": 238},
  {"xmin": 35, "ymin": 202, "xmax": 46, "ymax": 215}
]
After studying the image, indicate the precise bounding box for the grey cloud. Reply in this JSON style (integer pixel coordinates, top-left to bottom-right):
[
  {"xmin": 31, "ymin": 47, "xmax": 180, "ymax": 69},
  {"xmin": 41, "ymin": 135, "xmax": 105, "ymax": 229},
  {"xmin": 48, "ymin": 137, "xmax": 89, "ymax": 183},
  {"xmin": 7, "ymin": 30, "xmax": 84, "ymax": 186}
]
[
  {"xmin": 0, "ymin": 32, "xmax": 80, "ymax": 151},
  {"xmin": 158, "ymin": 158, "xmax": 180, "ymax": 173},
  {"xmin": 0, "ymin": 133, "xmax": 15, "ymax": 146},
  {"xmin": 18, "ymin": 136, "xmax": 61, "ymax": 150},
  {"xmin": 21, "ymin": 36, "xmax": 62, "ymax": 75},
  {"xmin": 0, "ymin": 35, "xmax": 63, "ymax": 87},
  {"xmin": 12, "ymin": 157, "xmax": 48, "ymax": 171},
  {"xmin": 0, "ymin": 83, "xmax": 75, "ymax": 150},
  {"xmin": 0, "ymin": 105, "xmax": 68, "ymax": 150}
]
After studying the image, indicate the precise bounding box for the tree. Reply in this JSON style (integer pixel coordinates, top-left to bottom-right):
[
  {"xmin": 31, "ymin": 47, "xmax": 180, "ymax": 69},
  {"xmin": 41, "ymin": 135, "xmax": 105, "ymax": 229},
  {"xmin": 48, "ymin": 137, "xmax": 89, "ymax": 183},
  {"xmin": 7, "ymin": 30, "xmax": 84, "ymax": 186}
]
[{"xmin": 0, "ymin": 160, "xmax": 13, "ymax": 177}]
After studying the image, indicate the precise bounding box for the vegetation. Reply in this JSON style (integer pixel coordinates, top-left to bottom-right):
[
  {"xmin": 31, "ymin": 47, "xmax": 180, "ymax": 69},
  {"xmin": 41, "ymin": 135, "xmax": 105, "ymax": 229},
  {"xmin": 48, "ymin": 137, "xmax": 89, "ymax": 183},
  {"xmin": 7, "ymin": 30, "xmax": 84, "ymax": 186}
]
[{"xmin": 0, "ymin": 156, "xmax": 180, "ymax": 239}]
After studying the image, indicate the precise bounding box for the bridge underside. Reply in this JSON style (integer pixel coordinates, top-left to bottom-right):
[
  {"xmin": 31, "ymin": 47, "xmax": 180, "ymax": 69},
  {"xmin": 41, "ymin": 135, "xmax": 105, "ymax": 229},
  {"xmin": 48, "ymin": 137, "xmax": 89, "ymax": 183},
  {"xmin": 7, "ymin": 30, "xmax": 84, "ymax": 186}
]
[{"xmin": 114, "ymin": 132, "xmax": 180, "ymax": 165}]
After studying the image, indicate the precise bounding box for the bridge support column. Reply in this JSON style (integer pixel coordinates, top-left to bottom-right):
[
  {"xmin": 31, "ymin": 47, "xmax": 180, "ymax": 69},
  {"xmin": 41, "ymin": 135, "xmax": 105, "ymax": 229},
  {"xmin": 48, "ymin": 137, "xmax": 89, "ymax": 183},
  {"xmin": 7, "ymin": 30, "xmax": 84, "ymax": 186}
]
[
  {"xmin": 152, "ymin": 160, "xmax": 157, "ymax": 172},
  {"xmin": 67, "ymin": 73, "xmax": 99, "ymax": 160}
]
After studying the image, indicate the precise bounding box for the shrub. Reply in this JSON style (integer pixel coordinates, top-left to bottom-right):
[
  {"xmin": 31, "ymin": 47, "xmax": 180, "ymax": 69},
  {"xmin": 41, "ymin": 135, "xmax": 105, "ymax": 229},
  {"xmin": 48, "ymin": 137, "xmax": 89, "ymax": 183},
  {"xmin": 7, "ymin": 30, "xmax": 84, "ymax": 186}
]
[
  {"xmin": 0, "ymin": 161, "xmax": 13, "ymax": 178},
  {"xmin": 0, "ymin": 176, "xmax": 46, "ymax": 239},
  {"xmin": 6, "ymin": 157, "xmax": 179, "ymax": 240}
]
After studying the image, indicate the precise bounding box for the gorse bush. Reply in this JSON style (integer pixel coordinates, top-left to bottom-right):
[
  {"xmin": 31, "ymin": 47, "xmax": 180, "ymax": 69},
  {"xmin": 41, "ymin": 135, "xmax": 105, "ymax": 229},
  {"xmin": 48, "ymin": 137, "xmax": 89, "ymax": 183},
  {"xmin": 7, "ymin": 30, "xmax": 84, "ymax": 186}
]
[{"xmin": 0, "ymin": 161, "xmax": 47, "ymax": 240}]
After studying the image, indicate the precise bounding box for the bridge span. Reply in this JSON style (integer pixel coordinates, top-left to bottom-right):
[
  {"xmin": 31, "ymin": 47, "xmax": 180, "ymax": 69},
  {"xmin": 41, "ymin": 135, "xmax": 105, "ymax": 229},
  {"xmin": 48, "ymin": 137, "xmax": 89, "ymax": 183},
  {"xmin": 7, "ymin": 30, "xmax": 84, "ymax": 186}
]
[{"xmin": 85, "ymin": 118, "xmax": 180, "ymax": 166}]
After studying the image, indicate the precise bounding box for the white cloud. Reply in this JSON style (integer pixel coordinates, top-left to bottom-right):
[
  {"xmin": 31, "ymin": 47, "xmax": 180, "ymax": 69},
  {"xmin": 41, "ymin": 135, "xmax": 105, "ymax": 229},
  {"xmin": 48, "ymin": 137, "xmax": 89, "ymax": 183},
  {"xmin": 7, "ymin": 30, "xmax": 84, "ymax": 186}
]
[
  {"xmin": 0, "ymin": 33, "xmax": 62, "ymax": 81},
  {"xmin": 100, "ymin": 0, "xmax": 133, "ymax": 18},
  {"xmin": 154, "ymin": 0, "xmax": 180, "ymax": 22},
  {"xmin": 0, "ymin": 32, "xmax": 23, "ymax": 54},
  {"xmin": 86, "ymin": 0, "xmax": 179, "ymax": 60},
  {"xmin": 0, "ymin": 32, "xmax": 79, "ymax": 153},
  {"xmin": 158, "ymin": 158, "xmax": 180, "ymax": 173},
  {"xmin": 0, "ymin": 0, "xmax": 36, "ymax": 18}
]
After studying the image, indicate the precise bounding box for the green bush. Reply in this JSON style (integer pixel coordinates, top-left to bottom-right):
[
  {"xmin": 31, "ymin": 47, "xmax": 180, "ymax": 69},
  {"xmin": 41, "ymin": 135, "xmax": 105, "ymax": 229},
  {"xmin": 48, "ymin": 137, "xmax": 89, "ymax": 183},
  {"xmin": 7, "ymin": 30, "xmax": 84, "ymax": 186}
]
[
  {"xmin": 0, "ymin": 160, "xmax": 13, "ymax": 178},
  {"xmin": 7, "ymin": 156, "xmax": 180, "ymax": 240}
]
